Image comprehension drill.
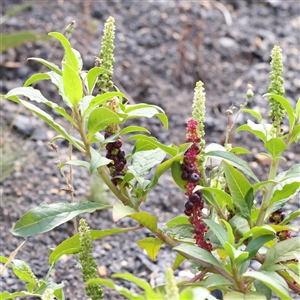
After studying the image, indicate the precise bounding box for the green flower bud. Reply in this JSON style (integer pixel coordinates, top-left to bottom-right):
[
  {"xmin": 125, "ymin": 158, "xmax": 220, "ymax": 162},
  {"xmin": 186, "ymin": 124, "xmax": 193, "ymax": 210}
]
[
  {"xmin": 79, "ymin": 218, "xmax": 103, "ymax": 300},
  {"xmin": 192, "ymin": 81, "xmax": 206, "ymax": 142},
  {"xmin": 268, "ymin": 45, "xmax": 285, "ymax": 137},
  {"xmin": 165, "ymin": 267, "xmax": 179, "ymax": 300},
  {"xmin": 97, "ymin": 16, "xmax": 116, "ymax": 93}
]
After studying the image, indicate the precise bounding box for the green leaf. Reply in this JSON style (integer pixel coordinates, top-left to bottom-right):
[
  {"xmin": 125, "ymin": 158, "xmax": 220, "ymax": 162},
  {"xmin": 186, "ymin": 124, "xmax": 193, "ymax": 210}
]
[
  {"xmin": 174, "ymin": 244, "xmax": 225, "ymax": 270},
  {"xmin": 112, "ymin": 274, "xmax": 163, "ymax": 300},
  {"xmin": 129, "ymin": 148, "xmax": 166, "ymax": 177},
  {"xmin": 291, "ymin": 124, "xmax": 300, "ymax": 142},
  {"xmin": 269, "ymin": 180, "xmax": 300, "ymax": 204},
  {"xmin": 228, "ymin": 214, "xmax": 250, "ymax": 238},
  {"xmin": 281, "ymin": 208, "xmax": 300, "ymax": 225},
  {"xmin": 86, "ymin": 66, "xmax": 108, "ymax": 94},
  {"xmin": 129, "ymin": 212, "xmax": 157, "ymax": 231},
  {"xmin": 173, "ymin": 254, "xmax": 186, "ymax": 270},
  {"xmin": 204, "ymin": 151, "xmax": 259, "ymax": 182},
  {"xmin": 221, "ymin": 220, "xmax": 235, "ymax": 246},
  {"xmin": 0, "ymin": 291, "xmax": 41, "ymax": 299},
  {"xmin": 171, "ymin": 161, "xmax": 186, "ymax": 191},
  {"xmin": 165, "ymin": 216, "xmax": 190, "ymax": 227},
  {"xmin": 6, "ymin": 87, "xmax": 77, "ymax": 126},
  {"xmin": 223, "ymin": 242, "xmax": 248, "ymax": 265},
  {"xmin": 83, "ymin": 91, "xmax": 128, "ymax": 117},
  {"xmin": 86, "ymin": 278, "xmax": 144, "ymax": 300},
  {"xmin": 128, "ymin": 135, "xmax": 177, "ymax": 157},
  {"xmin": 265, "ymin": 138, "xmax": 286, "ymax": 158},
  {"xmin": 59, "ymin": 159, "xmax": 90, "ymax": 170},
  {"xmin": 112, "ymin": 202, "xmax": 136, "ymax": 223},
  {"xmin": 245, "ymin": 187, "xmax": 254, "ymax": 211},
  {"xmin": 5, "ymin": 95, "xmax": 82, "ymax": 149},
  {"xmin": 28, "ymin": 57, "xmax": 62, "ymax": 75},
  {"xmin": 276, "ymin": 164, "xmax": 300, "ymax": 182},
  {"xmin": 49, "ymin": 32, "xmax": 79, "ymax": 70},
  {"xmin": 49, "ymin": 227, "xmax": 136, "ymax": 264},
  {"xmin": 254, "ymin": 280, "xmax": 272, "ymax": 300},
  {"xmin": 0, "ymin": 31, "xmax": 50, "ymax": 53},
  {"xmin": 163, "ymin": 224, "xmax": 194, "ymax": 243},
  {"xmin": 224, "ymin": 291, "xmax": 267, "ymax": 300},
  {"xmin": 241, "ymin": 108, "xmax": 262, "ymax": 122},
  {"xmin": 62, "ymin": 63, "xmax": 82, "ymax": 107},
  {"xmin": 236, "ymin": 120, "xmax": 270, "ymax": 143},
  {"xmin": 222, "ymin": 161, "xmax": 252, "ymax": 218},
  {"xmin": 8, "ymin": 259, "xmax": 38, "ymax": 286},
  {"xmin": 229, "ymin": 147, "xmax": 252, "ymax": 155},
  {"xmin": 200, "ymin": 187, "xmax": 234, "ymax": 211},
  {"xmin": 136, "ymin": 238, "xmax": 163, "ymax": 260},
  {"xmin": 244, "ymin": 235, "xmax": 274, "ymax": 260},
  {"xmin": 238, "ymin": 226, "xmax": 276, "ymax": 245},
  {"xmin": 24, "ymin": 73, "xmax": 51, "ymax": 86},
  {"xmin": 87, "ymin": 107, "xmax": 121, "ymax": 140},
  {"xmin": 243, "ymin": 270, "xmax": 291, "ymax": 299},
  {"xmin": 262, "ymin": 237, "xmax": 300, "ymax": 269},
  {"xmin": 203, "ymin": 220, "xmax": 227, "ymax": 247},
  {"xmin": 264, "ymin": 93, "xmax": 295, "ymax": 129},
  {"xmin": 89, "ymin": 147, "xmax": 111, "ymax": 173},
  {"xmin": 149, "ymin": 144, "xmax": 190, "ymax": 189},
  {"xmin": 125, "ymin": 103, "xmax": 168, "ymax": 129},
  {"xmin": 204, "ymin": 274, "xmax": 231, "ymax": 288},
  {"xmin": 12, "ymin": 201, "xmax": 110, "ymax": 237},
  {"xmin": 119, "ymin": 126, "xmax": 150, "ymax": 136}
]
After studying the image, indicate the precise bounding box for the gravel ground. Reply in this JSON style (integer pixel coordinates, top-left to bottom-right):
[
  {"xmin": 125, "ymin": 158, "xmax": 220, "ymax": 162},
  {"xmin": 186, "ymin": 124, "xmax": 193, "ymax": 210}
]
[{"xmin": 1, "ymin": 1, "xmax": 299, "ymax": 299}]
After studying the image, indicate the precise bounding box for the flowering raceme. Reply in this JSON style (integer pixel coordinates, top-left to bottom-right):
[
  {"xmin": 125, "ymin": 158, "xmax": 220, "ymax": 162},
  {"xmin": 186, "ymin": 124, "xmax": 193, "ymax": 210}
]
[{"xmin": 181, "ymin": 82, "xmax": 212, "ymax": 252}]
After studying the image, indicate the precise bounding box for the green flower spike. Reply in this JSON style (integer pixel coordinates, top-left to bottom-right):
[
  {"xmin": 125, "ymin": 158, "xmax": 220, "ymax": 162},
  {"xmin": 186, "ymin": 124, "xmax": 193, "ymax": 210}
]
[
  {"xmin": 192, "ymin": 81, "xmax": 206, "ymax": 148},
  {"xmin": 79, "ymin": 218, "xmax": 103, "ymax": 300},
  {"xmin": 97, "ymin": 16, "xmax": 115, "ymax": 93},
  {"xmin": 268, "ymin": 45, "xmax": 285, "ymax": 137},
  {"xmin": 164, "ymin": 267, "xmax": 179, "ymax": 300}
]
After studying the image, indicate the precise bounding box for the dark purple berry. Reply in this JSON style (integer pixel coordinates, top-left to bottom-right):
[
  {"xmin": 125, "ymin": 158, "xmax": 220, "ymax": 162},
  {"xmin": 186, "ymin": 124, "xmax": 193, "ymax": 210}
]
[
  {"xmin": 118, "ymin": 150, "xmax": 125, "ymax": 159},
  {"xmin": 115, "ymin": 162, "xmax": 125, "ymax": 171},
  {"xmin": 114, "ymin": 170, "xmax": 123, "ymax": 177},
  {"xmin": 189, "ymin": 193, "xmax": 200, "ymax": 203},
  {"xmin": 199, "ymin": 199, "xmax": 204, "ymax": 209},
  {"xmin": 105, "ymin": 132, "xmax": 112, "ymax": 139},
  {"xmin": 186, "ymin": 164, "xmax": 194, "ymax": 174},
  {"xmin": 185, "ymin": 201, "xmax": 194, "ymax": 211},
  {"xmin": 189, "ymin": 173, "xmax": 200, "ymax": 182},
  {"xmin": 181, "ymin": 163, "xmax": 186, "ymax": 171},
  {"xmin": 195, "ymin": 190, "xmax": 203, "ymax": 197},
  {"xmin": 106, "ymin": 152, "xmax": 112, "ymax": 159},
  {"xmin": 120, "ymin": 158, "xmax": 127, "ymax": 165},
  {"xmin": 184, "ymin": 209, "xmax": 192, "ymax": 216},
  {"xmin": 193, "ymin": 143, "xmax": 200, "ymax": 151},
  {"xmin": 194, "ymin": 227, "xmax": 201, "ymax": 234},
  {"xmin": 181, "ymin": 171, "xmax": 189, "ymax": 180},
  {"xmin": 105, "ymin": 143, "xmax": 114, "ymax": 151},
  {"xmin": 114, "ymin": 139, "xmax": 122, "ymax": 149}
]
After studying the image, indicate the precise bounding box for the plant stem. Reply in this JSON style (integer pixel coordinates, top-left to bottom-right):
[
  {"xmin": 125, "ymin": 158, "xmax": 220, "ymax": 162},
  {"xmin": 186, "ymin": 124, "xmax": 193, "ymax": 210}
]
[
  {"xmin": 73, "ymin": 107, "xmax": 131, "ymax": 206},
  {"xmin": 256, "ymin": 158, "xmax": 279, "ymax": 226}
]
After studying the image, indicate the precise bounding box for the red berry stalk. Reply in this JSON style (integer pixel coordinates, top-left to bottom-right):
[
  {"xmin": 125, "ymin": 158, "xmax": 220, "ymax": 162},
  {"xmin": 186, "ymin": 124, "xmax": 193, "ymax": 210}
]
[
  {"xmin": 104, "ymin": 98, "xmax": 127, "ymax": 186},
  {"xmin": 182, "ymin": 118, "xmax": 212, "ymax": 252}
]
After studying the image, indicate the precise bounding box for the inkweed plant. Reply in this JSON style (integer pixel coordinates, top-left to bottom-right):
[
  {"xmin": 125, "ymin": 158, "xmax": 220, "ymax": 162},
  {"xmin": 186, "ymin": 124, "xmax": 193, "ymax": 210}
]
[{"xmin": 1, "ymin": 17, "xmax": 299, "ymax": 300}]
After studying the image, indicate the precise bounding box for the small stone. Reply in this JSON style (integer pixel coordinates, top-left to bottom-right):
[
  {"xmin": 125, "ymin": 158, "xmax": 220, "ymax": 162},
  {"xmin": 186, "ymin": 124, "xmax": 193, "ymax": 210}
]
[
  {"xmin": 97, "ymin": 265, "xmax": 107, "ymax": 278},
  {"xmin": 13, "ymin": 115, "xmax": 34, "ymax": 136},
  {"xmin": 103, "ymin": 243, "xmax": 113, "ymax": 250},
  {"xmin": 255, "ymin": 154, "xmax": 271, "ymax": 167}
]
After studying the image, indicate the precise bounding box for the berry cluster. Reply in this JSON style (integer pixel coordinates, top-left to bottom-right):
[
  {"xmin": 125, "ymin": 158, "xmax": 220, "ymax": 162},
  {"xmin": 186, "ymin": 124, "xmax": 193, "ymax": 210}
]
[
  {"xmin": 269, "ymin": 209, "xmax": 291, "ymax": 241},
  {"xmin": 182, "ymin": 118, "xmax": 212, "ymax": 252},
  {"xmin": 105, "ymin": 132, "xmax": 127, "ymax": 185}
]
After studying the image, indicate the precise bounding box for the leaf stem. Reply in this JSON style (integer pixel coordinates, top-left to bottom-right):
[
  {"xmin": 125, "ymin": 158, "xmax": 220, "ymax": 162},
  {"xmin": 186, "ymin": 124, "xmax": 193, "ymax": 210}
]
[{"xmin": 256, "ymin": 159, "xmax": 279, "ymax": 226}]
